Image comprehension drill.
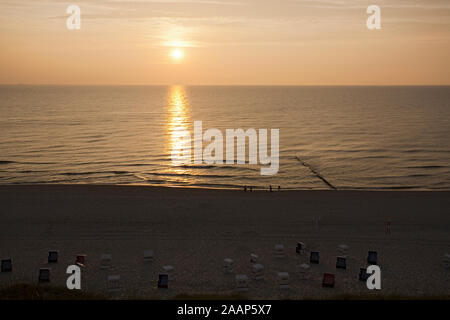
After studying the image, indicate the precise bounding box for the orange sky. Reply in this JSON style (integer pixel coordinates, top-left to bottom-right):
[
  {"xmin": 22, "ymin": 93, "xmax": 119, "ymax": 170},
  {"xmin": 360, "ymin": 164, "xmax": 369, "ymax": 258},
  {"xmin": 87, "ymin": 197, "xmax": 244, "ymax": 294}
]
[{"xmin": 0, "ymin": 0, "xmax": 449, "ymax": 85}]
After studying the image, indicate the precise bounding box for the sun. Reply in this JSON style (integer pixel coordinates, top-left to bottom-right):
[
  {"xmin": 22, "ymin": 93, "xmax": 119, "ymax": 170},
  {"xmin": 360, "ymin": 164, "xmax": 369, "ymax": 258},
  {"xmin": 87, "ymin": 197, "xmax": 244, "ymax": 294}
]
[{"xmin": 171, "ymin": 49, "xmax": 184, "ymax": 60}]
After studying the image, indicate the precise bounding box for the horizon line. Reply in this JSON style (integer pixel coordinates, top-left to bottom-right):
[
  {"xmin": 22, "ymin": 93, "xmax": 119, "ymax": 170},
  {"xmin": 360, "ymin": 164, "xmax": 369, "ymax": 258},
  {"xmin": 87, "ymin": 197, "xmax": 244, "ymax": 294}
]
[{"xmin": 1, "ymin": 84, "xmax": 450, "ymax": 87}]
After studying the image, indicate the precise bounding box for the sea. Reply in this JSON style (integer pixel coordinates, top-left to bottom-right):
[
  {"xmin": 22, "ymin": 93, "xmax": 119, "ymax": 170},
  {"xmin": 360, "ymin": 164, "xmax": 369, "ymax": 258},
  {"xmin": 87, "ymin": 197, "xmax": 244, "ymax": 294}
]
[{"xmin": 1, "ymin": 85, "xmax": 449, "ymax": 190}]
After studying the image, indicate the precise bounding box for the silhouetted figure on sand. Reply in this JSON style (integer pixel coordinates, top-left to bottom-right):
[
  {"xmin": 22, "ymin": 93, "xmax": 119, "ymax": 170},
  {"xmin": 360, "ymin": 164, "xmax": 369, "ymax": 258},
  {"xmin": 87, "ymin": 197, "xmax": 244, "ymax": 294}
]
[
  {"xmin": 278, "ymin": 186, "xmax": 281, "ymax": 191},
  {"xmin": 269, "ymin": 185, "xmax": 272, "ymax": 192}
]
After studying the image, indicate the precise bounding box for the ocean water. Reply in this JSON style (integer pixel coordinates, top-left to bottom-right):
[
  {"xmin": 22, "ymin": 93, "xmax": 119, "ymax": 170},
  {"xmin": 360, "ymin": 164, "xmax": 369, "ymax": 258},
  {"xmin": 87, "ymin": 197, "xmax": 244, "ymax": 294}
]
[{"xmin": 0, "ymin": 85, "xmax": 449, "ymax": 190}]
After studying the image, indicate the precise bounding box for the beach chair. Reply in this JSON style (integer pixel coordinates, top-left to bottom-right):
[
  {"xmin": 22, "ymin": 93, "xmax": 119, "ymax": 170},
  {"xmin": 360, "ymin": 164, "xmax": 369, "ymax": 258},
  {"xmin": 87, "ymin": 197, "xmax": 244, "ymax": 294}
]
[
  {"xmin": 144, "ymin": 250, "xmax": 154, "ymax": 262},
  {"xmin": 299, "ymin": 263, "xmax": 310, "ymax": 280},
  {"xmin": 39, "ymin": 268, "xmax": 50, "ymax": 283},
  {"xmin": 367, "ymin": 251, "xmax": 378, "ymax": 265},
  {"xmin": 277, "ymin": 272, "xmax": 290, "ymax": 289},
  {"xmin": 296, "ymin": 242, "xmax": 306, "ymax": 254},
  {"xmin": 275, "ymin": 244, "xmax": 285, "ymax": 258},
  {"xmin": 235, "ymin": 274, "xmax": 249, "ymax": 291},
  {"xmin": 359, "ymin": 268, "xmax": 369, "ymax": 281},
  {"xmin": 336, "ymin": 256, "xmax": 347, "ymax": 270},
  {"xmin": 310, "ymin": 251, "xmax": 320, "ymax": 264},
  {"xmin": 76, "ymin": 254, "xmax": 86, "ymax": 267},
  {"xmin": 100, "ymin": 254, "xmax": 112, "ymax": 269},
  {"xmin": 252, "ymin": 264, "xmax": 264, "ymax": 280},
  {"xmin": 322, "ymin": 273, "xmax": 335, "ymax": 288},
  {"xmin": 443, "ymin": 254, "xmax": 450, "ymax": 268},
  {"xmin": 250, "ymin": 253, "xmax": 259, "ymax": 263},
  {"xmin": 158, "ymin": 274, "xmax": 169, "ymax": 288},
  {"xmin": 1, "ymin": 258, "xmax": 12, "ymax": 273},
  {"xmin": 48, "ymin": 250, "xmax": 58, "ymax": 263},
  {"xmin": 223, "ymin": 258, "xmax": 234, "ymax": 274},
  {"xmin": 163, "ymin": 265, "xmax": 174, "ymax": 273},
  {"xmin": 338, "ymin": 244, "xmax": 349, "ymax": 255},
  {"xmin": 107, "ymin": 275, "xmax": 121, "ymax": 292}
]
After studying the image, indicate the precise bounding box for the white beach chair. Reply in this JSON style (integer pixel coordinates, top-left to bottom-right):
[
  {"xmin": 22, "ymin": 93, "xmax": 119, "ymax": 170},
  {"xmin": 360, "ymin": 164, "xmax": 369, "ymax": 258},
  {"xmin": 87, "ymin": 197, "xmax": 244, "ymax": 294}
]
[
  {"xmin": 275, "ymin": 244, "xmax": 285, "ymax": 258},
  {"xmin": 163, "ymin": 265, "xmax": 174, "ymax": 273},
  {"xmin": 100, "ymin": 254, "xmax": 112, "ymax": 269},
  {"xmin": 162, "ymin": 266, "xmax": 176, "ymax": 281},
  {"xmin": 250, "ymin": 253, "xmax": 259, "ymax": 264},
  {"xmin": 338, "ymin": 244, "xmax": 349, "ymax": 256},
  {"xmin": 299, "ymin": 263, "xmax": 310, "ymax": 280},
  {"xmin": 235, "ymin": 274, "xmax": 249, "ymax": 291},
  {"xmin": 107, "ymin": 275, "xmax": 121, "ymax": 292},
  {"xmin": 144, "ymin": 250, "xmax": 154, "ymax": 262},
  {"xmin": 223, "ymin": 258, "xmax": 234, "ymax": 274},
  {"xmin": 277, "ymin": 272, "xmax": 290, "ymax": 289},
  {"xmin": 252, "ymin": 264, "xmax": 264, "ymax": 280}
]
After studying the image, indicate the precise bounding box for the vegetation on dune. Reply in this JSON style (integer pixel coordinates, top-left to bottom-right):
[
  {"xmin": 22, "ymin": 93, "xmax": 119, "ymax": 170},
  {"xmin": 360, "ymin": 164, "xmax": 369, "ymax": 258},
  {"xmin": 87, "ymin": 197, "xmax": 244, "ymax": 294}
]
[
  {"xmin": 0, "ymin": 284, "xmax": 448, "ymax": 300},
  {"xmin": 0, "ymin": 284, "xmax": 106, "ymax": 300}
]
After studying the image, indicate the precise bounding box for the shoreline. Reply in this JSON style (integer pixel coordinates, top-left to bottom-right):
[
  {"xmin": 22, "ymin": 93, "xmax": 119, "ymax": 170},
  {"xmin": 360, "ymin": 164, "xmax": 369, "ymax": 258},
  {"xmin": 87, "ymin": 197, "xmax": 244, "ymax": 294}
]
[{"xmin": 1, "ymin": 183, "xmax": 450, "ymax": 193}]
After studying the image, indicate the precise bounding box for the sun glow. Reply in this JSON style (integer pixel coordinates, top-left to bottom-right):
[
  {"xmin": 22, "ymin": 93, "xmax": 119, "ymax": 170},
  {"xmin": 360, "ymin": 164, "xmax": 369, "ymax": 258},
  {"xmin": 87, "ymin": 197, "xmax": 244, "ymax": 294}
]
[
  {"xmin": 167, "ymin": 86, "xmax": 190, "ymax": 170},
  {"xmin": 171, "ymin": 49, "xmax": 184, "ymax": 60}
]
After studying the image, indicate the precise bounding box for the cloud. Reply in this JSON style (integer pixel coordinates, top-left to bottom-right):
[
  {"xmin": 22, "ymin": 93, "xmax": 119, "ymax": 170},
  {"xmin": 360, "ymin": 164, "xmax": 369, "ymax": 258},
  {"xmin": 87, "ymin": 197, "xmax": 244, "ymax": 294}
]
[{"xmin": 293, "ymin": 0, "xmax": 450, "ymax": 10}]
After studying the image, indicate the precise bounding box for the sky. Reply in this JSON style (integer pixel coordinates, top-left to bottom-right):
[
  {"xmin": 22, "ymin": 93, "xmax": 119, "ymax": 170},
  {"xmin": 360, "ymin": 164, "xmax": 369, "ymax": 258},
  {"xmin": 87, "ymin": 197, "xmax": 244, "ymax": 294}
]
[{"xmin": 0, "ymin": 0, "xmax": 449, "ymax": 85}]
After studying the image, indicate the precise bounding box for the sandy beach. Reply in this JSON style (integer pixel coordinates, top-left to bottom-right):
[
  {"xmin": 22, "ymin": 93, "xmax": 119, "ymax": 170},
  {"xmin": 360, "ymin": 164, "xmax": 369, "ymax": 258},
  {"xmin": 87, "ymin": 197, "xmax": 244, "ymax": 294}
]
[{"xmin": 0, "ymin": 185, "xmax": 449, "ymax": 299}]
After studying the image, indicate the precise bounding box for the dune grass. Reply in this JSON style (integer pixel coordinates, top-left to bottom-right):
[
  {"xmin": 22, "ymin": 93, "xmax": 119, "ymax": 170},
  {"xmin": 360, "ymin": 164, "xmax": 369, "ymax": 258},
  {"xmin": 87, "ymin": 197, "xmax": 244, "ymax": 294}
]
[
  {"xmin": 173, "ymin": 293, "xmax": 248, "ymax": 300},
  {"xmin": 0, "ymin": 284, "xmax": 106, "ymax": 300},
  {"xmin": 1, "ymin": 284, "xmax": 448, "ymax": 300},
  {"xmin": 303, "ymin": 293, "xmax": 450, "ymax": 300}
]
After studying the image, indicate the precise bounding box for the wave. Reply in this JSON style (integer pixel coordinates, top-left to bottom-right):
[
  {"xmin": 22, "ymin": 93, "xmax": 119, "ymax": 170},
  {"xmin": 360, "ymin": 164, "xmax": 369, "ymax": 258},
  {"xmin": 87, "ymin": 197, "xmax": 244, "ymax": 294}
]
[
  {"xmin": 61, "ymin": 171, "xmax": 130, "ymax": 176},
  {"xmin": 115, "ymin": 163, "xmax": 156, "ymax": 167},
  {"xmin": 401, "ymin": 149, "xmax": 450, "ymax": 154},
  {"xmin": 179, "ymin": 164, "xmax": 260, "ymax": 172},
  {"xmin": 339, "ymin": 185, "xmax": 425, "ymax": 190},
  {"xmin": 184, "ymin": 182, "xmax": 244, "ymax": 189},
  {"xmin": 405, "ymin": 165, "xmax": 447, "ymax": 169},
  {"xmin": 180, "ymin": 165, "xmax": 215, "ymax": 169},
  {"xmin": 144, "ymin": 179, "xmax": 167, "ymax": 184},
  {"xmin": 0, "ymin": 160, "xmax": 15, "ymax": 165},
  {"xmin": 147, "ymin": 172, "xmax": 230, "ymax": 179}
]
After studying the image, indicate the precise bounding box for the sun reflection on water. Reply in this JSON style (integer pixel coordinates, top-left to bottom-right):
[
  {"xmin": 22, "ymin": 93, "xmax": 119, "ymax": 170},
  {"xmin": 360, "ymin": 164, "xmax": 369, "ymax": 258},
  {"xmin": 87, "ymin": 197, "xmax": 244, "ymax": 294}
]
[{"xmin": 167, "ymin": 86, "xmax": 192, "ymax": 178}]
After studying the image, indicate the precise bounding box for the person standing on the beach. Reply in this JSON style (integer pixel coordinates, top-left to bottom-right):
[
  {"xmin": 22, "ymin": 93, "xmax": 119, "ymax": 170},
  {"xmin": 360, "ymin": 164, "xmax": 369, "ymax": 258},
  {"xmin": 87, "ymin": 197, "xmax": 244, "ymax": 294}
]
[
  {"xmin": 386, "ymin": 218, "xmax": 391, "ymax": 234},
  {"xmin": 250, "ymin": 186, "xmax": 253, "ymax": 192},
  {"xmin": 278, "ymin": 186, "xmax": 280, "ymax": 191},
  {"xmin": 244, "ymin": 185, "xmax": 247, "ymax": 192},
  {"xmin": 269, "ymin": 185, "xmax": 272, "ymax": 192}
]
